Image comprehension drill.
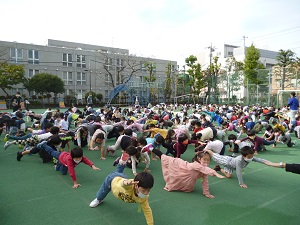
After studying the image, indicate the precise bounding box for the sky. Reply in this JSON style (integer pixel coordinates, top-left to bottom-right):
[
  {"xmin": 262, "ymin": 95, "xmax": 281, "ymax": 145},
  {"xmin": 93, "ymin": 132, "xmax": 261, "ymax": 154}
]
[{"xmin": 1, "ymin": 0, "xmax": 300, "ymax": 68}]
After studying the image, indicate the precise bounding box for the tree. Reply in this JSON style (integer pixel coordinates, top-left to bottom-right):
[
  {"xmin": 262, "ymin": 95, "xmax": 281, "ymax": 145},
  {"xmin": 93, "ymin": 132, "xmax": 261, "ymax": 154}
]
[
  {"xmin": 225, "ymin": 56, "xmax": 244, "ymax": 100},
  {"xmin": 185, "ymin": 55, "xmax": 206, "ymax": 103},
  {"xmin": 144, "ymin": 62, "xmax": 157, "ymax": 103},
  {"xmin": 0, "ymin": 63, "xmax": 25, "ymax": 95},
  {"xmin": 26, "ymin": 73, "xmax": 65, "ymax": 100},
  {"xmin": 96, "ymin": 93, "xmax": 103, "ymax": 103},
  {"xmin": 243, "ymin": 44, "xmax": 265, "ymax": 104},
  {"xmin": 275, "ymin": 49, "xmax": 296, "ymax": 90}
]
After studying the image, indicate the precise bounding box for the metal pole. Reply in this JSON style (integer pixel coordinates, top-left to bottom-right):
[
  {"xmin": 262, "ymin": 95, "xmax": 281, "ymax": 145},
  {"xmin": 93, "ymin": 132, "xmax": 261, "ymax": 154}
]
[{"xmin": 268, "ymin": 70, "xmax": 271, "ymax": 106}]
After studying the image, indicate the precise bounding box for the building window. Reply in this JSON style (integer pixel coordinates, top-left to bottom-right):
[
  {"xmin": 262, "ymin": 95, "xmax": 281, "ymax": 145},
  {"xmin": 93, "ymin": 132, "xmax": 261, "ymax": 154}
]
[
  {"xmin": 141, "ymin": 62, "xmax": 146, "ymax": 72},
  {"xmin": 104, "ymin": 58, "xmax": 112, "ymax": 70},
  {"xmin": 105, "ymin": 90, "xmax": 109, "ymax": 98},
  {"xmin": 10, "ymin": 48, "xmax": 23, "ymax": 63},
  {"xmin": 76, "ymin": 55, "xmax": 86, "ymax": 68},
  {"xmin": 28, "ymin": 69, "xmax": 39, "ymax": 78},
  {"xmin": 77, "ymin": 72, "xmax": 86, "ymax": 85},
  {"xmin": 63, "ymin": 53, "xmax": 73, "ymax": 67},
  {"xmin": 28, "ymin": 50, "xmax": 39, "ymax": 64},
  {"xmin": 228, "ymin": 51, "xmax": 233, "ymax": 56},
  {"xmin": 105, "ymin": 73, "xmax": 110, "ymax": 83},
  {"xmin": 63, "ymin": 71, "xmax": 73, "ymax": 85},
  {"xmin": 116, "ymin": 58, "xmax": 123, "ymax": 69}
]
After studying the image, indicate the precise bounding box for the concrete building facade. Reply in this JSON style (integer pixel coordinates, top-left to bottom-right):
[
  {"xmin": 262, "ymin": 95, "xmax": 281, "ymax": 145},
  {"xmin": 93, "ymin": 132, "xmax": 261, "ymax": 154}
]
[{"xmin": 0, "ymin": 39, "xmax": 177, "ymax": 104}]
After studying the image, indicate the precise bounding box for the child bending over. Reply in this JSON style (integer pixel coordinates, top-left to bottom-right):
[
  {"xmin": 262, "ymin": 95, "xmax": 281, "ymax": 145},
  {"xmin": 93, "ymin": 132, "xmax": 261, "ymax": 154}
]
[
  {"xmin": 89, "ymin": 164, "xmax": 154, "ymax": 225},
  {"xmin": 38, "ymin": 139, "xmax": 100, "ymax": 188},
  {"xmin": 205, "ymin": 146, "xmax": 272, "ymax": 188}
]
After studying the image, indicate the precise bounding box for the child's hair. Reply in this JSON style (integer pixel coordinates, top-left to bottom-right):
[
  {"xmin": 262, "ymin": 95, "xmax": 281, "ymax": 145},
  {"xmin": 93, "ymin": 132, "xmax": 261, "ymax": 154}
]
[
  {"xmin": 71, "ymin": 147, "xmax": 83, "ymax": 158},
  {"xmin": 137, "ymin": 137, "xmax": 147, "ymax": 146},
  {"xmin": 117, "ymin": 125, "xmax": 125, "ymax": 133},
  {"xmin": 148, "ymin": 123, "xmax": 156, "ymax": 128},
  {"xmin": 247, "ymin": 130, "xmax": 256, "ymax": 136},
  {"xmin": 15, "ymin": 111, "xmax": 23, "ymax": 118},
  {"xmin": 266, "ymin": 125, "xmax": 273, "ymax": 132},
  {"xmin": 240, "ymin": 146, "xmax": 254, "ymax": 156},
  {"xmin": 95, "ymin": 133, "xmax": 104, "ymax": 140},
  {"xmin": 80, "ymin": 126, "xmax": 88, "ymax": 135},
  {"xmin": 228, "ymin": 134, "xmax": 237, "ymax": 141},
  {"xmin": 195, "ymin": 121, "xmax": 201, "ymax": 127},
  {"xmin": 195, "ymin": 132, "xmax": 202, "ymax": 140},
  {"xmin": 155, "ymin": 135, "xmax": 165, "ymax": 144},
  {"xmin": 194, "ymin": 144, "xmax": 206, "ymax": 152},
  {"xmin": 126, "ymin": 146, "xmax": 138, "ymax": 156},
  {"xmin": 134, "ymin": 172, "xmax": 154, "ymax": 189},
  {"xmin": 66, "ymin": 131, "xmax": 75, "ymax": 139},
  {"xmin": 273, "ymin": 128, "xmax": 280, "ymax": 133},
  {"xmin": 191, "ymin": 151, "xmax": 210, "ymax": 162},
  {"xmin": 178, "ymin": 133, "xmax": 188, "ymax": 143},
  {"xmin": 44, "ymin": 123, "xmax": 54, "ymax": 130},
  {"xmin": 49, "ymin": 135, "xmax": 62, "ymax": 145},
  {"xmin": 50, "ymin": 126, "xmax": 60, "ymax": 135},
  {"xmin": 124, "ymin": 128, "xmax": 133, "ymax": 136}
]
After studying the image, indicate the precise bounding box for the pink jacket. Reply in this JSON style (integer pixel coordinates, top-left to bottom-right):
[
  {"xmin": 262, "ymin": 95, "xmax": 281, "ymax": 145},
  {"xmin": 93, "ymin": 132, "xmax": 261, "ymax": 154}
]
[{"xmin": 161, "ymin": 155, "xmax": 216, "ymax": 195}]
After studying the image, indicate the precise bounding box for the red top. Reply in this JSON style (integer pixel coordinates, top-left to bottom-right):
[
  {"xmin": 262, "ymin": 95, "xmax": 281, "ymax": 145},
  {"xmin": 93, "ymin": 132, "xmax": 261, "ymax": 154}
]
[{"xmin": 58, "ymin": 152, "xmax": 94, "ymax": 182}]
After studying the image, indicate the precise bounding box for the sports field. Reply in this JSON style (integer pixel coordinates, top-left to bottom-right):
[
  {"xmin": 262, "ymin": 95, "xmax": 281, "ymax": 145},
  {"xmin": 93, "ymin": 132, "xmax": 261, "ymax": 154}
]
[{"xmin": 0, "ymin": 109, "xmax": 299, "ymax": 225}]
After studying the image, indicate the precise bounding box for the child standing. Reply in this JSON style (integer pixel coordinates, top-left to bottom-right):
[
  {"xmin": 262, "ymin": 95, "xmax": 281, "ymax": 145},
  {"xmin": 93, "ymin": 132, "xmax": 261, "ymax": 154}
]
[{"xmin": 89, "ymin": 164, "xmax": 154, "ymax": 225}]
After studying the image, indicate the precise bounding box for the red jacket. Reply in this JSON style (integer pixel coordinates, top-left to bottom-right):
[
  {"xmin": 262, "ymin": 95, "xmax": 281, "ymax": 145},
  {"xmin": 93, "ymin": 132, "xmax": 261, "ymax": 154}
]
[{"xmin": 58, "ymin": 152, "xmax": 94, "ymax": 182}]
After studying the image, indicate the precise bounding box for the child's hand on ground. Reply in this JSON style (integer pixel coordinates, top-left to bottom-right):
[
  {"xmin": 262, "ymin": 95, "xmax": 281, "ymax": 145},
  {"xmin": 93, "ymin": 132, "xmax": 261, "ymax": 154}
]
[
  {"xmin": 72, "ymin": 183, "xmax": 81, "ymax": 188},
  {"xmin": 204, "ymin": 194, "xmax": 215, "ymax": 199},
  {"xmin": 240, "ymin": 183, "xmax": 248, "ymax": 188},
  {"xmin": 215, "ymin": 173, "xmax": 225, "ymax": 179},
  {"xmin": 151, "ymin": 158, "xmax": 157, "ymax": 161},
  {"xmin": 92, "ymin": 165, "xmax": 100, "ymax": 170},
  {"xmin": 144, "ymin": 169, "xmax": 151, "ymax": 173},
  {"xmin": 100, "ymin": 157, "xmax": 106, "ymax": 160}
]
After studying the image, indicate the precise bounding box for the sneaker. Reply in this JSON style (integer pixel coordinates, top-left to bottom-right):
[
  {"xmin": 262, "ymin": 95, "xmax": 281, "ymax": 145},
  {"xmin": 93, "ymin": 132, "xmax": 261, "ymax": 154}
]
[
  {"xmin": 213, "ymin": 164, "xmax": 221, "ymax": 172},
  {"xmin": 4, "ymin": 141, "xmax": 14, "ymax": 150},
  {"xmin": 110, "ymin": 150, "xmax": 116, "ymax": 157},
  {"xmin": 37, "ymin": 141, "xmax": 48, "ymax": 150},
  {"xmin": 4, "ymin": 134, "xmax": 9, "ymax": 143},
  {"xmin": 113, "ymin": 157, "xmax": 120, "ymax": 166},
  {"xmin": 17, "ymin": 151, "xmax": 23, "ymax": 161},
  {"xmin": 292, "ymin": 140, "xmax": 297, "ymax": 146},
  {"xmin": 89, "ymin": 198, "xmax": 103, "ymax": 208}
]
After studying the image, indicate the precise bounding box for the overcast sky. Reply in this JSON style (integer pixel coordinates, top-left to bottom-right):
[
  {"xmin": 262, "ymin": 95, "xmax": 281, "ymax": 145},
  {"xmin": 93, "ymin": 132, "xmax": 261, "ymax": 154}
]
[{"xmin": 1, "ymin": 0, "xmax": 300, "ymax": 67}]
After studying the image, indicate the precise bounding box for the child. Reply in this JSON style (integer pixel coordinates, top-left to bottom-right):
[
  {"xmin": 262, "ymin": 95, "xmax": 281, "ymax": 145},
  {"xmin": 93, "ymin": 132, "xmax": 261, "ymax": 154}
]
[
  {"xmin": 224, "ymin": 134, "xmax": 239, "ymax": 157},
  {"xmin": 240, "ymin": 130, "xmax": 275, "ymax": 154},
  {"xmin": 89, "ymin": 164, "xmax": 154, "ymax": 225},
  {"xmin": 262, "ymin": 125, "xmax": 275, "ymax": 141},
  {"xmin": 74, "ymin": 126, "xmax": 90, "ymax": 148},
  {"xmin": 273, "ymin": 129, "xmax": 296, "ymax": 147},
  {"xmin": 150, "ymin": 148, "xmax": 224, "ymax": 197},
  {"xmin": 205, "ymin": 146, "xmax": 271, "ymax": 188},
  {"xmin": 38, "ymin": 140, "xmax": 100, "ymax": 188}
]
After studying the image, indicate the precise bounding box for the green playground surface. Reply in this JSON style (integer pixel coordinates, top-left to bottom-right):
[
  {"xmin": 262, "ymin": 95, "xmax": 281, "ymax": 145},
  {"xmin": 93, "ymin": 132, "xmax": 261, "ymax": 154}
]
[{"xmin": 0, "ymin": 108, "xmax": 300, "ymax": 225}]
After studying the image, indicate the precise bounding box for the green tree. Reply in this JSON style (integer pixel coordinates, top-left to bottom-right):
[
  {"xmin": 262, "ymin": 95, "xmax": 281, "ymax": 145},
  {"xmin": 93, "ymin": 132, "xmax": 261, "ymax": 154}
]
[
  {"xmin": 96, "ymin": 93, "xmax": 103, "ymax": 103},
  {"xmin": 275, "ymin": 49, "xmax": 296, "ymax": 90},
  {"xmin": 185, "ymin": 55, "xmax": 205, "ymax": 103},
  {"xmin": 144, "ymin": 62, "xmax": 157, "ymax": 103},
  {"xmin": 0, "ymin": 63, "xmax": 25, "ymax": 95},
  {"xmin": 225, "ymin": 56, "xmax": 244, "ymax": 101},
  {"xmin": 243, "ymin": 44, "xmax": 265, "ymax": 104},
  {"xmin": 26, "ymin": 73, "xmax": 65, "ymax": 100}
]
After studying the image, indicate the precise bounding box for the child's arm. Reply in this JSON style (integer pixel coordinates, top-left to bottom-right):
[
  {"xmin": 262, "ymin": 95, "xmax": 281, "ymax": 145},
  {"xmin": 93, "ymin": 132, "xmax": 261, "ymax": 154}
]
[
  {"xmin": 142, "ymin": 153, "xmax": 151, "ymax": 172},
  {"xmin": 236, "ymin": 161, "xmax": 247, "ymax": 188},
  {"xmin": 131, "ymin": 155, "xmax": 138, "ymax": 176}
]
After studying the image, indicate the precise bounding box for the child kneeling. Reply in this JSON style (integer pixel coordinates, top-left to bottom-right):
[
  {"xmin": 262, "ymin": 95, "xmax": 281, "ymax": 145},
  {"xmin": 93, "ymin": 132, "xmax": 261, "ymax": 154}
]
[{"xmin": 89, "ymin": 160, "xmax": 154, "ymax": 225}]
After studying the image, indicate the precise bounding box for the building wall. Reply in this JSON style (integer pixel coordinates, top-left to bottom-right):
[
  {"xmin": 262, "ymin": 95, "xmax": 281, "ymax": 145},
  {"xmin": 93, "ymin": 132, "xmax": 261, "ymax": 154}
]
[{"xmin": 0, "ymin": 39, "xmax": 177, "ymax": 103}]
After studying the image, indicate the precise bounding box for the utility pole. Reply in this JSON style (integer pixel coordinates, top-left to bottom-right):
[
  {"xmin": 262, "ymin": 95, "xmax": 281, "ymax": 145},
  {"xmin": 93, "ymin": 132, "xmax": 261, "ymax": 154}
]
[
  {"xmin": 243, "ymin": 35, "xmax": 249, "ymax": 105},
  {"xmin": 207, "ymin": 43, "xmax": 216, "ymax": 104}
]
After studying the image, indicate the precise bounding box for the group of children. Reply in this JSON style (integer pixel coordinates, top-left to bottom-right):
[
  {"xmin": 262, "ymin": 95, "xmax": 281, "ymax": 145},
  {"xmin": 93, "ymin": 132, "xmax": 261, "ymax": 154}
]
[{"xmin": 1, "ymin": 102, "xmax": 300, "ymax": 225}]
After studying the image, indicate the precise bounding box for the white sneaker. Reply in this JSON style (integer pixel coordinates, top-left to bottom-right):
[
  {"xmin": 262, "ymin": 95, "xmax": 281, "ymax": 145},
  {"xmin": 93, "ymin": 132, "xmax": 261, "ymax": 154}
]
[
  {"xmin": 4, "ymin": 141, "xmax": 13, "ymax": 150},
  {"xmin": 292, "ymin": 140, "xmax": 297, "ymax": 146},
  {"xmin": 89, "ymin": 198, "xmax": 102, "ymax": 208}
]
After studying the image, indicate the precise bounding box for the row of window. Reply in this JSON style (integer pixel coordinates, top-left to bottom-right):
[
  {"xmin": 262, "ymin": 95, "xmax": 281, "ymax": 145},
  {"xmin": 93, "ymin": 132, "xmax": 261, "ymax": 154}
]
[
  {"xmin": 10, "ymin": 48, "xmax": 86, "ymax": 68},
  {"xmin": 10, "ymin": 48, "xmax": 163, "ymax": 71}
]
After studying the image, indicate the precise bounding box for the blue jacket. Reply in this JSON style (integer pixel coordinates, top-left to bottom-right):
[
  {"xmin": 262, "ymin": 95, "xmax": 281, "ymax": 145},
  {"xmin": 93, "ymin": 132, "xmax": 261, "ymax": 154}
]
[{"xmin": 288, "ymin": 97, "xmax": 299, "ymax": 110}]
